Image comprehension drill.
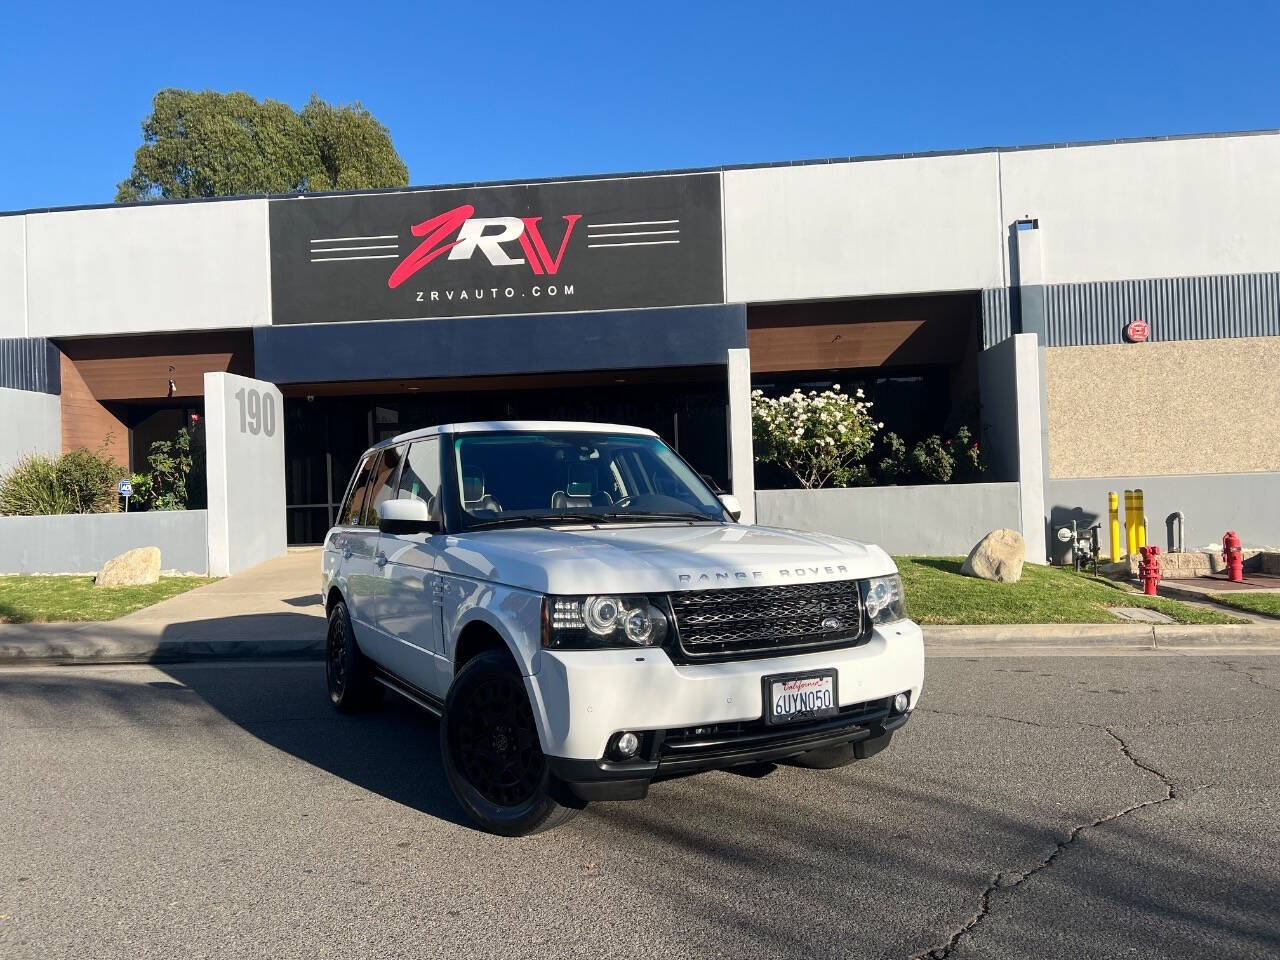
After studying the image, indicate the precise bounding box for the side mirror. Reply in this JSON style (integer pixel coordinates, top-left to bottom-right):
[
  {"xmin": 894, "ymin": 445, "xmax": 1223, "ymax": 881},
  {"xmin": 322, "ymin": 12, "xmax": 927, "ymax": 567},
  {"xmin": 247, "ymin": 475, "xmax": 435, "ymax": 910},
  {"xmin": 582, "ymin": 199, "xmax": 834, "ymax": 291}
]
[
  {"xmin": 718, "ymin": 493, "xmax": 742, "ymax": 522},
  {"xmin": 378, "ymin": 498, "xmax": 440, "ymax": 535}
]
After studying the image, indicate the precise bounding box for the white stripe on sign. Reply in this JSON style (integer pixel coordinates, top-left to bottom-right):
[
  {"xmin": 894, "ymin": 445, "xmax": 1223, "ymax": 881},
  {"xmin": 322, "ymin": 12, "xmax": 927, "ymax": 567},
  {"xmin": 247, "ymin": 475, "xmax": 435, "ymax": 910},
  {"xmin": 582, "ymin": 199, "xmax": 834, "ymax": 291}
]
[
  {"xmin": 587, "ymin": 240, "xmax": 681, "ymax": 248},
  {"xmin": 311, "ymin": 234, "xmax": 400, "ymax": 243},
  {"xmin": 584, "ymin": 219, "xmax": 679, "ymax": 229},
  {"xmin": 303, "ymin": 244, "xmax": 399, "ymax": 252},
  {"xmin": 310, "ymin": 253, "xmax": 402, "ymax": 262},
  {"xmin": 586, "ymin": 230, "xmax": 681, "ymax": 238}
]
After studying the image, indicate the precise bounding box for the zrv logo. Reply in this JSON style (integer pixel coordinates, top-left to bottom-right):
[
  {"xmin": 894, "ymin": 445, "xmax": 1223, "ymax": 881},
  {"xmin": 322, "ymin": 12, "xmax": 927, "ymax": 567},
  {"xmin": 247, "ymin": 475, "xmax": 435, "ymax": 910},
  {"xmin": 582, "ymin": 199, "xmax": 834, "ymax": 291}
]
[{"xmin": 388, "ymin": 205, "xmax": 581, "ymax": 289}]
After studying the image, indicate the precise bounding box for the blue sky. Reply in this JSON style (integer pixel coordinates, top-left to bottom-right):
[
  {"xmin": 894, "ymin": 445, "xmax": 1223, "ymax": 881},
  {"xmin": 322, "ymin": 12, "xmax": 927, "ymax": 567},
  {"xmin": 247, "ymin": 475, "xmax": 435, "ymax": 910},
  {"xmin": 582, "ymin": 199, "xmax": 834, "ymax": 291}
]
[{"xmin": 2, "ymin": 1, "xmax": 1278, "ymax": 212}]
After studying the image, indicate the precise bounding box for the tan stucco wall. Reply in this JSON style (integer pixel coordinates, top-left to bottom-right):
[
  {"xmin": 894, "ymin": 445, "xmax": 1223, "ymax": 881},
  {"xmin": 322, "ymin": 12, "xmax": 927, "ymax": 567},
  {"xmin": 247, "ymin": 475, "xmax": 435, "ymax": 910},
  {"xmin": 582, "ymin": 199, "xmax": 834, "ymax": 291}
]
[{"xmin": 1045, "ymin": 337, "xmax": 1280, "ymax": 479}]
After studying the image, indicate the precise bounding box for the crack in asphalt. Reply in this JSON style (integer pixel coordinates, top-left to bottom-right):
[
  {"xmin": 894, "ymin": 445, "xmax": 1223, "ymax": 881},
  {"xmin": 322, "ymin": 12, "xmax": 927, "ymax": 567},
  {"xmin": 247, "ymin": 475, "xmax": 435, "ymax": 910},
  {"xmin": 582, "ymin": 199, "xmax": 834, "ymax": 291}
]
[
  {"xmin": 1211, "ymin": 658, "xmax": 1280, "ymax": 694},
  {"xmin": 917, "ymin": 707, "xmax": 1051, "ymax": 729},
  {"xmin": 908, "ymin": 727, "xmax": 1177, "ymax": 960}
]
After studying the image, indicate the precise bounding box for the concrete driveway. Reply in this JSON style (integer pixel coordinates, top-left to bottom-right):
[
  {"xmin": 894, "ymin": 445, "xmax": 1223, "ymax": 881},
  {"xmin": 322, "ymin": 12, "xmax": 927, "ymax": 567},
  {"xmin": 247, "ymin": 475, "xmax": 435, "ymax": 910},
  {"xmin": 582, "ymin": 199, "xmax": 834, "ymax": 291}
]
[
  {"xmin": 1, "ymin": 652, "xmax": 1276, "ymax": 959},
  {"xmin": 0, "ymin": 548, "xmax": 325, "ymax": 662}
]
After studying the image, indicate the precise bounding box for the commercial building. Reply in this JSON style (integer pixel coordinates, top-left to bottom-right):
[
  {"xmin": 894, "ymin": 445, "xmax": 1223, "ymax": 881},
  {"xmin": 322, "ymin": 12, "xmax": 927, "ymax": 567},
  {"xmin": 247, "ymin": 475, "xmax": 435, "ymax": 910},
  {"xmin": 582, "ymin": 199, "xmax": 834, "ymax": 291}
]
[{"xmin": 3, "ymin": 129, "xmax": 1279, "ymax": 573}]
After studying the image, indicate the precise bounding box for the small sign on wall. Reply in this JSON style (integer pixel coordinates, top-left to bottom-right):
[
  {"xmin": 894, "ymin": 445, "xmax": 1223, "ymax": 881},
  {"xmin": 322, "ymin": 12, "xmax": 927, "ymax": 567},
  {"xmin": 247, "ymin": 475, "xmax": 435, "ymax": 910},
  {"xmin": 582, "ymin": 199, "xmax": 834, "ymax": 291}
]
[{"xmin": 1124, "ymin": 319, "xmax": 1150, "ymax": 343}]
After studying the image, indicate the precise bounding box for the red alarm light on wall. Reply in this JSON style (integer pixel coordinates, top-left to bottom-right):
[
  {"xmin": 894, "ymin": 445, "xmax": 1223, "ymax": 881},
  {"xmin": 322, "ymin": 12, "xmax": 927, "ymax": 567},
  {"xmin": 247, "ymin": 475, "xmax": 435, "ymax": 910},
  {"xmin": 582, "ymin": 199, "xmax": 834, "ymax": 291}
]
[{"xmin": 1124, "ymin": 319, "xmax": 1149, "ymax": 343}]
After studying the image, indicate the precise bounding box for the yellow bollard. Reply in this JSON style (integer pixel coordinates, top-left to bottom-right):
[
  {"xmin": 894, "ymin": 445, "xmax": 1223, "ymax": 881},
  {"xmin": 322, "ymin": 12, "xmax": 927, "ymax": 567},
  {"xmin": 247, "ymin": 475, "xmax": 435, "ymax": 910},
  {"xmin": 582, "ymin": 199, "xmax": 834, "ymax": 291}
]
[
  {"xmin": 1108, "ymin": 492, "xmax": 1121, "ymax": 563},
  {"xmin": 1125, "ymin": 489, "xmax": 1138, "ymax": 557},
  {"xmin": 1135, "ymin": 488, "xmax": 1147, "ymax": 550}
]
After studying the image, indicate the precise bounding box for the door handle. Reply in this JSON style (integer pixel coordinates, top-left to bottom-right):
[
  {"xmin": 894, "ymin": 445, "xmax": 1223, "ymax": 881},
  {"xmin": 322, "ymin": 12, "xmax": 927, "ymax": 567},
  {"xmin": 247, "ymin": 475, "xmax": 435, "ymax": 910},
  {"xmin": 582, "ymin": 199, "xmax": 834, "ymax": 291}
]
[{"xmin": 376, "ymin": 553, "xmax": 388, "ymax": 568}]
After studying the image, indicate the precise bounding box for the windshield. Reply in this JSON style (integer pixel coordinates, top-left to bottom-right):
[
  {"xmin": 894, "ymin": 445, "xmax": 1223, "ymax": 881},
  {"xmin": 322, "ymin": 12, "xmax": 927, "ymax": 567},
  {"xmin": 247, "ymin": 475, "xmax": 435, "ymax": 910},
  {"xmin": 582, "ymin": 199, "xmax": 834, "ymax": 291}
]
[{"xmin": 452, "ymin": 431, "xmax": 727, "ymax": 530}]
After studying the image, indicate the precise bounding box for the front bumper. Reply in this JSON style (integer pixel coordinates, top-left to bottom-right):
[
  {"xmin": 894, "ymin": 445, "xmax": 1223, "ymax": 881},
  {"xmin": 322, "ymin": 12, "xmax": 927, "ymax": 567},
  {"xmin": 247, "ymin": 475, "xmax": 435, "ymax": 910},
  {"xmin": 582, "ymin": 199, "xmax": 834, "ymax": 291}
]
[
  {"xmin": 547, "ymin": 703, "xmax": 910, "ymax": 801},
  {"xmin": 526, "ymin": 619, "xmax": 924, "ymax": 797}
]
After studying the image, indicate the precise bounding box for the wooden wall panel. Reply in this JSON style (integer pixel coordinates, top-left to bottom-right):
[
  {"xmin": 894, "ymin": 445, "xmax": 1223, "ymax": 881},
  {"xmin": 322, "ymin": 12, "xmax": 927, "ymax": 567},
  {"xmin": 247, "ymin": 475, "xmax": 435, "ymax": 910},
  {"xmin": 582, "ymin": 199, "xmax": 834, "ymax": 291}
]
[
  {"xmin": 59, "ymin": 331, "xmax": 253, "ymax": 401},
  {"xmin": 747, "ymin": 294, "xmax": 980, "ymax": 373},
  {"xmin": 59, "ymin": 353, "xmax": 128, "ymax": 469}
]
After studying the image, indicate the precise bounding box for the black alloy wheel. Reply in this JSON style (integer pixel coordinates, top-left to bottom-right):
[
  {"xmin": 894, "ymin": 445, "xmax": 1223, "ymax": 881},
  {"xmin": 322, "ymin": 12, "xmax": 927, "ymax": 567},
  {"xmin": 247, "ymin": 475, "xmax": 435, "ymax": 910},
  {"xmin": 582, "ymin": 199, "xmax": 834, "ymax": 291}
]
[
  {"xmin": 451, "ymin": 671, "xmax": 544, "ymax": 807},
  {"xmin": 441, "ymin": 650, "xmax": 582, "ymax": 835},
  {"xmin": 325, "ymin": 600, "xmax": 381, "ymax": 712}
]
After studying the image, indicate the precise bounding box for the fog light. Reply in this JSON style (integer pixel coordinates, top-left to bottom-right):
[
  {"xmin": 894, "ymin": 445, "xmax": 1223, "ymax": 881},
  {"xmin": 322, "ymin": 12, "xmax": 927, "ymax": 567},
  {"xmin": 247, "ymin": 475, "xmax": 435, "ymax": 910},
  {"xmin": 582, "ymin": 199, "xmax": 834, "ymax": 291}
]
[
  {"xmin": 613, "ymin": 732, "xmax": 640, "ymax": 759},
  {"xmin": 893, "ymin": 692, "xmax": 910, "ymax": 713}
]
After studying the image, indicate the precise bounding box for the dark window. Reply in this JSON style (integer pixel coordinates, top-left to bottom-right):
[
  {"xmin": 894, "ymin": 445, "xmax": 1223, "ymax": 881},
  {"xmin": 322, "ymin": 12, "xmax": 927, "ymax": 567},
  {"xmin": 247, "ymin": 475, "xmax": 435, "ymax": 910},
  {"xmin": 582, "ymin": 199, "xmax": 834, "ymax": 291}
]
[
  {"xmin": 361, "ymin": 446, "xmax": 403, "ymax": 527},
  {"xmin": 396, "ymin": 439, "xmax": 443, "ymax": 520},
  {"xmin": 338, "ymin": 454, "xmax": 375, "ymax": 527}
]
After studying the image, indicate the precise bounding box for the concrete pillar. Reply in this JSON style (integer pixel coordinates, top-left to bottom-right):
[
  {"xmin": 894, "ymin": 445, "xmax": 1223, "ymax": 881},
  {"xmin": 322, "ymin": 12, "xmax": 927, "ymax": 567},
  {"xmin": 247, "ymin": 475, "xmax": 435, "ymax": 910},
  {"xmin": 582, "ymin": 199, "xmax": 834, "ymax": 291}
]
[
  {"xmin": 204, "ymin": 372, "xmax": 287, "ymax": 576},
  {"xmin": 726, "ymin": 347, "xmax": 756, "ymax": 525},
  {"xmin": 977, "ymin": 333, "xmax": 1048, "ymax": 563},
  {"xmin": 1012, "ymin": 334, "xmax": 1048, "ymax": 564},
  {"xmin": 1010, "ymin": 219, "xmax": 1046, "ymax": 340}
]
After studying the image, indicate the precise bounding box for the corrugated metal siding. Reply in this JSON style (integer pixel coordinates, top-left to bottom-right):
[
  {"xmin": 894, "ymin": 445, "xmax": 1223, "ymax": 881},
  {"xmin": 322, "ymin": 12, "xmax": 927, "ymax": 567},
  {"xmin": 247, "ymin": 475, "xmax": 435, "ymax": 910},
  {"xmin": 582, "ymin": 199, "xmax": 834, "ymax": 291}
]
[
  {"xmin": 0, "ymin": 338, "xmax": 60, "ymax": 394},
  {"xmin": 1044, "ymin": 272, "xmax": 1280, "ymax": 346},
  {"xmin": 981, "ymin": 288, "xmax": 1013, "ymax": 348}
]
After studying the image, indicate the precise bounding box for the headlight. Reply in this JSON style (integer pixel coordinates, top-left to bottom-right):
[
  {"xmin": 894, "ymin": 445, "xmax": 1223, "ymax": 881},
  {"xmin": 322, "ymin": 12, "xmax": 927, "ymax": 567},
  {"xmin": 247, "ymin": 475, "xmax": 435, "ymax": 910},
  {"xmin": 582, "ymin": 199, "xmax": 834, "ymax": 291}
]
[
  {"xmin": 860, "ymin": 574, "xmax": 906, "ymax": 625},
  {"xmin": 542, "ymin": 595, "xmax": 669, "ymax": 649}
]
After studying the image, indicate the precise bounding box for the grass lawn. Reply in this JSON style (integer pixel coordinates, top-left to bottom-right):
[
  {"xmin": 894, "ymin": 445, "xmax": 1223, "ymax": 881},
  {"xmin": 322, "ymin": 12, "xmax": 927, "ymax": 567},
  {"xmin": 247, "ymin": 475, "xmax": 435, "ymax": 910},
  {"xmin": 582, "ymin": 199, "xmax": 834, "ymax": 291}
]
[
  {"xmin": 0, "ymin": 576, "xmax": 215, "ymax": 624},
  {"xmin": 1207, "ymin": 592, "xmax": 1280, "ymax": 619},
  {"xmin": 895, "ymin": 557, "xmax": 1246, "ymax": 625}
]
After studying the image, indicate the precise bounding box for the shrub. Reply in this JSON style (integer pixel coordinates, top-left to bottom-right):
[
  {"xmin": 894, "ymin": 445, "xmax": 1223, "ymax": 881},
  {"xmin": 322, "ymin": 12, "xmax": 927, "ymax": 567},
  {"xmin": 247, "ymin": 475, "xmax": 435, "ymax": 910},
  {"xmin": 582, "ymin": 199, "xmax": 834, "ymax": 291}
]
[
  {"xmin": 0, "ymin": 446, "xmax": 122, "ymax": 516},
  {"xmin": 752, "ymin": 385, "xmax": 881, "ymax": 489},
  {"xmin": 142, "ymin": 423, "xmax": 205, "ymax": 511},
  {"xmin": 872, "ymin": 426, "xmax": 984, "ymax": 485}
]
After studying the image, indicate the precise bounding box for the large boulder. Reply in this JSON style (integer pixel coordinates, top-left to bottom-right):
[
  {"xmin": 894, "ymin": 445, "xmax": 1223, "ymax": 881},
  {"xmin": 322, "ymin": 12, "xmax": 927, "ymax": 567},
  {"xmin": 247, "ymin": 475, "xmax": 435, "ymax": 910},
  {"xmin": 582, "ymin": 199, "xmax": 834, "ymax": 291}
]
[
  {"xmin": 961, "ymin": 529, "xmax": 1025, "ymax": 583},
  {"xmin": 95, "ymin": 547, "xmax": 162, "ymax": 588}
]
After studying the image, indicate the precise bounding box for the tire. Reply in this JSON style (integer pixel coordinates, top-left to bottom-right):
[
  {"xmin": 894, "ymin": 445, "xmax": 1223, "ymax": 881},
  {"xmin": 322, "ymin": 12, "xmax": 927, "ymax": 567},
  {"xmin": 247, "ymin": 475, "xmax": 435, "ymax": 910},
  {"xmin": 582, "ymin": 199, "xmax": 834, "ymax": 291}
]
[
  {"xmin": 440, "ymin": 650, "xmax": 582, "ymax": 836},
  {"xmin": 325, "ymin": 600, "xmax": 383, "ymax": 713}
]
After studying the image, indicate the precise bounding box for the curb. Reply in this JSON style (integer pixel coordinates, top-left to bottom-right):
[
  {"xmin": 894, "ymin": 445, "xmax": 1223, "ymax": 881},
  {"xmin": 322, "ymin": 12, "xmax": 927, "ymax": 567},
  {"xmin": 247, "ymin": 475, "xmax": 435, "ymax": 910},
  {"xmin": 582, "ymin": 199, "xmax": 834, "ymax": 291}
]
[{"xmin": 925, "ymin": 623, "xmax": 1280, "ymax": 651}]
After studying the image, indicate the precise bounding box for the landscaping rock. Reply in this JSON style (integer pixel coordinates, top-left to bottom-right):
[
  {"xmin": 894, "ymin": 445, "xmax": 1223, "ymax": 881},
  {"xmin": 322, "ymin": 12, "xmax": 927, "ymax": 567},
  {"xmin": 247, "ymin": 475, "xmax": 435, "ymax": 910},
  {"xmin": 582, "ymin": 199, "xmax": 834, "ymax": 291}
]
[
  {"xmin": 95, "ymin": 547, "xmax": 161, "ymax": 588},
  {"xmin": 961, "ymin": 529, "xmax": 1025, "ymax": 583}
]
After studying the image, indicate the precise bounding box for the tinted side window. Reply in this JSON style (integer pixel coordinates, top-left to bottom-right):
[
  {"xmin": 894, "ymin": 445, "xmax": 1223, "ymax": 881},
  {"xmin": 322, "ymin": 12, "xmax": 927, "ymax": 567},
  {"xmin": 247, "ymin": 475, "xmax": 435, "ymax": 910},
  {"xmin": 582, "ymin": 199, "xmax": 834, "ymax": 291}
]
[
  {"xmin": 396, "ymin": 439, "xmax": 443, "ymax": 520},
  {"xmin": 338, "ymin": 454, "xmax": 375, "ymax": 526},
  {"xmin": 361, "ymin": 446, "xmax": 403, "ymax": 527}
]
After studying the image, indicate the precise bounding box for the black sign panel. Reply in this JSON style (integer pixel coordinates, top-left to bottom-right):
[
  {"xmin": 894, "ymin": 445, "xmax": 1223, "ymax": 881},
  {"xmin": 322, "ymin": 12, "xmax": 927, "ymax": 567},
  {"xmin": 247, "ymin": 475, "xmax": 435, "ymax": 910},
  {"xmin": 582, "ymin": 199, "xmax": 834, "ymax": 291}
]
[{"xmin": 268, "ymin": 173, "xmax": 723, "ymax": 325}]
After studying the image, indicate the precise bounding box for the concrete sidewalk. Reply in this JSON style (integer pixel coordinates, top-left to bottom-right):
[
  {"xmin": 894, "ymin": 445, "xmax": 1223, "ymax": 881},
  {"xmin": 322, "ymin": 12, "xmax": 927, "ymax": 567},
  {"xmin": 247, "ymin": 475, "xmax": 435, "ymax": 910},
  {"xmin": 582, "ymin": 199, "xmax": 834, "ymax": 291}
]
[
  {"xmin": 0, "ymin": 548, "xmax": 325, "ymax": 664},
  {"xmin": 4, "ymin": 549, "xmax": 1280, "ymax": 663}
]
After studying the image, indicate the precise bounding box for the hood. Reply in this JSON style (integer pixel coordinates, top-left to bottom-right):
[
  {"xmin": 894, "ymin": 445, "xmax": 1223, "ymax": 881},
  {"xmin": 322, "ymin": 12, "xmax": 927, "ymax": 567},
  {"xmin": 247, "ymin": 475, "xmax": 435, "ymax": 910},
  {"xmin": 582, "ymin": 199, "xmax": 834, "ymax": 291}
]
[{"xmin": 437, "ymin": 522, "xmax": 896, "ymax": 595}]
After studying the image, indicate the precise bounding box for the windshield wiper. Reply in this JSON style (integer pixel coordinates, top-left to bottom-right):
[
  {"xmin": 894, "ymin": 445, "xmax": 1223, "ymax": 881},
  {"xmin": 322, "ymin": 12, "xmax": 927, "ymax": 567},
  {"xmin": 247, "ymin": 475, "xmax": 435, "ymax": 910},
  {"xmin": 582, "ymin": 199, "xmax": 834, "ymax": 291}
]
[
  {"xmin": 596, "ymin": 511, "xmax": 719, "ymax": 523},
  {"xmin": 465, "ymin": 513, "xmax": 618, "ymax": 530},
  {"xmin": 464, "ymin": 515, "xmax": 559, "ymax": 530}
]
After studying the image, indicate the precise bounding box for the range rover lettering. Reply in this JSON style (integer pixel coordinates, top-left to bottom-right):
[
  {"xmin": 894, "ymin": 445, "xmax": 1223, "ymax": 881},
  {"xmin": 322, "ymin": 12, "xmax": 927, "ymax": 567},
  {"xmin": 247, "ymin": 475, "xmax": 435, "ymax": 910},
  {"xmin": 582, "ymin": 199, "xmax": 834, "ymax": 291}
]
[{"xmin": 322, "ymin": 422, "xmax": 924, "ymax": 835}]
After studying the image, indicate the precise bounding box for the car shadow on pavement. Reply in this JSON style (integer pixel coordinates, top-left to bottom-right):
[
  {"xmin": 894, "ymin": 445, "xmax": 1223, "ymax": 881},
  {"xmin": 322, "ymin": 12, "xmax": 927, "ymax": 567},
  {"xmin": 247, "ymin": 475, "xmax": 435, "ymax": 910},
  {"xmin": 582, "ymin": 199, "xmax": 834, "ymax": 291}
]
[
  {"xmin": 0, "ymin": 648, "xmax": 468, "ymax": 828},
  {"xmin": 161, "ymin": 659, "xmax": 472, "ymax": 828}
]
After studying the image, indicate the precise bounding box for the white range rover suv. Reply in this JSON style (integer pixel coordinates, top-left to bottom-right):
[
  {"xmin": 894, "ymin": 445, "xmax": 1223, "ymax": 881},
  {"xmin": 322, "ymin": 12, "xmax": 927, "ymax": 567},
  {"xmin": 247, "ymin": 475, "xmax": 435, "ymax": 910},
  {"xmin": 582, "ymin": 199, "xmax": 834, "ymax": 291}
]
[{"xmin": 322, "ymin": 421, "xmax": 923, "ymax": 835}]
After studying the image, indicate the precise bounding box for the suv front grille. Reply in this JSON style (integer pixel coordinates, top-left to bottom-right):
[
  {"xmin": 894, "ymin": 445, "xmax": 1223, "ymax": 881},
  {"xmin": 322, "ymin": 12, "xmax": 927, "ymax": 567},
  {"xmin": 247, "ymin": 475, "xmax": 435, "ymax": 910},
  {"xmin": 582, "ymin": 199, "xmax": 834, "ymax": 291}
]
[{"xmin": 668, "ymin": 579, "xmax": 864, "ymax": 660}]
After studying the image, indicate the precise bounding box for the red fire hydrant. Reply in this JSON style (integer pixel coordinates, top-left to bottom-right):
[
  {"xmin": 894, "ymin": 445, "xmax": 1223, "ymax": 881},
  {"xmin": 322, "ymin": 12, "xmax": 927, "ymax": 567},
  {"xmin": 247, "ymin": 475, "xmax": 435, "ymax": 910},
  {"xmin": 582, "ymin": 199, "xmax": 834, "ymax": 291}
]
[
  {"xmin": 1222, "ymin": 531, "xmax": 1244, "ymax": 583},
  {"xmin": 1138, "ymin": 545, "xmax": 1162, "ymax": 596}
]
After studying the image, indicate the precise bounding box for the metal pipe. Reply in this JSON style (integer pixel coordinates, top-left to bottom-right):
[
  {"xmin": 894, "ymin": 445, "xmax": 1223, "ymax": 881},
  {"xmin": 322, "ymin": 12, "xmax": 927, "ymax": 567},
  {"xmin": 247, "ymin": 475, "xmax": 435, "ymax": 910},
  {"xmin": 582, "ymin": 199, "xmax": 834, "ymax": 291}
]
[
  {"xmin": 1166, "ymin": 511, "xmax": 1185, "ymax": 553},
  {"xmin": 1135, "ymin": 488, "xmax": 1147, "ymax": 550}
]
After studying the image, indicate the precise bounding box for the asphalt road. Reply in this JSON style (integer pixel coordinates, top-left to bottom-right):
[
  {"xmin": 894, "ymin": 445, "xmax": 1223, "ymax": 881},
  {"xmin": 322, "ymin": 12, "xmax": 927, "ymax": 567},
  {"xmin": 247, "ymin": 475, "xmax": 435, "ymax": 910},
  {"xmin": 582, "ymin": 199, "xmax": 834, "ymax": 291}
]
[{"xmin": 1, "ymin": 653, "xmax": 1277, "ymax": 960}]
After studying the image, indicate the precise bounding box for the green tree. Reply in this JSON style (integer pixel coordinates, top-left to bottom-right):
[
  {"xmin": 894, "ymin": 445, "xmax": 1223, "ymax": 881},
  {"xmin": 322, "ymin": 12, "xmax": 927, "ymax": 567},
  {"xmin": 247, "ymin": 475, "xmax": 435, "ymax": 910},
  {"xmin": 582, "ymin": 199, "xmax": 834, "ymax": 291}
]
[{"xmin": 115, "ymin": 90, "xmax": 409, "ymax": 202}]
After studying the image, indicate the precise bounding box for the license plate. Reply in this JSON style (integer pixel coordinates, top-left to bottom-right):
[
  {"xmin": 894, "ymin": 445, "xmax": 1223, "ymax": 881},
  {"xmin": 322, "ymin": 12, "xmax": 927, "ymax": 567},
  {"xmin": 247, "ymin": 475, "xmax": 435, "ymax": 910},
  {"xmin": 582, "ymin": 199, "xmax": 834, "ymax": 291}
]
[{"xmin": 763, "ymin": 670, "xmax": 838, "ymax": 725}]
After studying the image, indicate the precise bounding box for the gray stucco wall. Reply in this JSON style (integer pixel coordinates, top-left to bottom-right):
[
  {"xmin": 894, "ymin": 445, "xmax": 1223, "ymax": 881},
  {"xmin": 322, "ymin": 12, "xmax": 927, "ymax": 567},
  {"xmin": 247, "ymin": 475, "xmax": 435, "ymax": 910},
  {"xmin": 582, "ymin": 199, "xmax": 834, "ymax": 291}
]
[
  {"xmin": 0, "ymin": 510, "xmax": 209, "ymax": 574},
  {"xmin": 0, "ymin": 387, "xmax": 60, "ymax": 475},
  {"xmin": 1047, "ymin": 474, "xmax": 1280, "ymax": 550},
  {"xmin": 756, "ymin": 483, "xmax": 1023, "ymax": 556}
]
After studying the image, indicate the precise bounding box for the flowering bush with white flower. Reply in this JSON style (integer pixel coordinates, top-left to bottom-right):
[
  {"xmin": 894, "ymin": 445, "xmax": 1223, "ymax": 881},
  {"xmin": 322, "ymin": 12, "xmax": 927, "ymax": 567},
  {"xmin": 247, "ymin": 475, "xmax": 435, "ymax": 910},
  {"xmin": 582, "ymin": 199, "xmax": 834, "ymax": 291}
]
[{"xmin": 751, "ymin": 385, "xmax": 882, "ymax": 489}]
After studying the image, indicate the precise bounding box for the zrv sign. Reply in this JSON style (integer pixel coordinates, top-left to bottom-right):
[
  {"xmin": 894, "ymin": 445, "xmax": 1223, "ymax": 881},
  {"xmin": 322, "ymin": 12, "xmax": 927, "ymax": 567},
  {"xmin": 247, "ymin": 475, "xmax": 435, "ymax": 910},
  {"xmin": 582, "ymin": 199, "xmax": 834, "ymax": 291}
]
[{"xmin": 269, "ymin": 173, "xmax": 724, "ymax": 324}]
